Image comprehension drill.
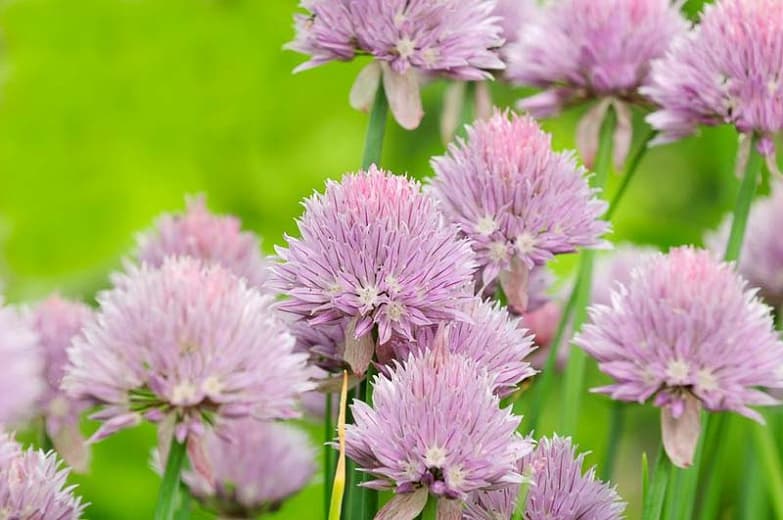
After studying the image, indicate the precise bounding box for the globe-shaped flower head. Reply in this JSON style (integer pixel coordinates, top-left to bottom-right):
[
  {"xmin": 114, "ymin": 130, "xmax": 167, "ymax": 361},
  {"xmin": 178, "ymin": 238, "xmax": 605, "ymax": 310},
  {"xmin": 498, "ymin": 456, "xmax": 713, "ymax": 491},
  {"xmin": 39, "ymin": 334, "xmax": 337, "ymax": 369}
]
[
  {"xmin": 345, "ymin": 332, "xmax": 532, "ymax": 518},
  {"xmin": 273, "ymin": 166, "xmax": 476, "ymax": 375},
  {"xmin": 430, "ymin": 111, "xmax": 609, "ymax": 313},
  {"xmin": 575, "ymin": 247, "xmax": 783, "ymax": 467},
  {"xmin": 63, "ymin": 257, "xmax": 313, "ymax": 444},
  {"xmin": 32, "ymin": 295, "xmax": 93, "ymax": 472},
  {"xmin": 184, "ymin": 419, "xmax": 316, "ymax": 518},
  {"xmin": 506, "ymin": 0, "xmax": 687, "ymax": 167},
  {"xmin": 0, "ymin": 299, "xmax": 43, "ymax": 426},
  {"xmin": 135, "ymin": 195, "xmax": 270, "ymax": 291},
  {"xmin": 643, "ymin": 0, "xmax": 783, "ymax": 168},
  {"xmin": 0, "ymin": 433, "xmax": 87, "ymax": 519},
  {"xmin": 707, "ymin": 183, "xmax": 783, "ymax": 306},
  {"xmin": 287, "ymin": 0, "xmax": 505, "ymax": 129}
]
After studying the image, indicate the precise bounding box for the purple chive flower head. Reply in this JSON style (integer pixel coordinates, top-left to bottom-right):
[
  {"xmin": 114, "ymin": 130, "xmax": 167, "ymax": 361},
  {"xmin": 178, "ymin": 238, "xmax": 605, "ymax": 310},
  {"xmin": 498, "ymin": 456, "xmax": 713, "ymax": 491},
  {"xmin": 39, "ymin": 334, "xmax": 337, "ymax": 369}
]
[
  {"xmin": 31, "ymin": 296, "xmax": 93, "ymax": 471},
  {"xmin": 63, "ymin": 257, "xmax": 313, "ymax": 443},
  {"xmin": 493, "ymin": 0, "xmax": 536, "ymax": 49},
  {"xmin": 707, "ymin": 183, "xmax": 783, "ymax": 306},
  {"xmin": 591, "ymin": 244, "xmax": 659, "ymax": 306},
  {"xmin": 273, "ymin": 166, "xmax": 476, "ymax": 374},
  {"xmin": 643, "ymin": 0, "xmax": 783, "ymax": 163},
  {"xmin": 465, "ymin": 436, "xmax": 625, "ymax": 520},
  {"xmin": 345, "ymin": 334, "xmax": 531, "ymax": 517},
  {"xmin": 506, "ymin": 0, "xmax": 687, "ymax": 168},
  {"xmin": 184, "ymin": 419, "xmax": 316, "ymax": 517},
  {"xmin": 575, "ymin": 247, "xmax": 783, "ymax": 467},
  {"xmin": 287, "ymin": 0, "xmax": 505, "ymax": 129},
  {"xmin": 0, "ymin": 433, "xmax": 87, "ymax": 519},
  {"xmin": 0, "ymin": 299, "xmax": 43, "ymax": 426},
  {"xmin": 135, "ymin": 195, "xmax": 270, "ymax": 290},
  {"xmin": 388, "ymin": 299, "xmax": 537, "ymax": 397},
  {"xmin": 430, "ymin": 111, "xmax": 608, "ymax": 313}
]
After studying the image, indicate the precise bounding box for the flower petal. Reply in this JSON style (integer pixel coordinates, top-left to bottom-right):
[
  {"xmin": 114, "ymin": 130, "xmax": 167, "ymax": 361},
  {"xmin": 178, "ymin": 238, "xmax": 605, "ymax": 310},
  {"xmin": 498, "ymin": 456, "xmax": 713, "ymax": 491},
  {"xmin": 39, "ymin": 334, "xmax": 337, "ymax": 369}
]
[
  {"xmin": 576, "ymin": 98, "xmax": 611, "ymax": 170},
  {"xmin": 440, "ymin": 81, "xmax": 466, "ymax": 145},
  {"xmin": 343, "ymin": 317, "xmax": 376, "ymax": 375},
  {"xmin": 661, "ymin": 393, "xmax": 701, "ymax": 468},
  {"xmin": 374, "ymin": 488, "xmax": 429, "ymax": 520},
  {"xmin": 499, "ymin": 256, "xmax": 530, "ymax": 314},
  {"xmin": 437, "ymin": 498, "xmax": 463, "ymax": 520},
  {"xmin": 350, "ymin": 62, "xmax": 382, "ymax": 112},
  {"xmin": 612, "ymin": 100, "xmax": 633, "ymax": 171},
  {"xmin": 382, "ymin": 64, "xmax": 424, "ymax": 130}
]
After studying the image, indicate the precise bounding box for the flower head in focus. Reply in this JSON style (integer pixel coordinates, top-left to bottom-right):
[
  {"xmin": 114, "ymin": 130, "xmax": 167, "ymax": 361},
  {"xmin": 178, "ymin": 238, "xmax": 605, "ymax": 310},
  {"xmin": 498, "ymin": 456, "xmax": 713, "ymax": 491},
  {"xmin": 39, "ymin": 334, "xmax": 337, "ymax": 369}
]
[
  {"xmin": 345, "ymin": 332, "xmax": 531, "ymax": 517},
  {"xmin": 184, "ymin": 419, "xmax": 316, "ymax": 517},
  {"xmin": 430, "ymin": 111, "xmax": 609, "ymax": 313},
  {"xmin": 575, "ymin": 247, "xmax": 783, "ymax": 467},
  {"xmin": 135, "ymin": 195, "xmax": 270, "ymax": 290},
  {"xmin": 0, "ymin": 433, "xmax": 87, "ymax": 519},
  {"xmin": 31, "ymin": 295, "xmax": 93, "ymax": 472},
  {"xmin": 643, "ymin": 0, "xmax": 783, "ymax": 170},
  {"xmin": 507, "ymin": 0, "xmax": 688, "ymax": 168},
  {"xmin": 63, "ymin": 257, "xmax": 313, "ymax": 444},
  {"xmin": 707, "ymin": 183, "xmax": 783, "ymax": 306},
  {"xmin": 273, "ymin": 166, "xmax": 476, "ymax": 375},
  {"xmin": 0, "ymin": 299, "xmax": 43, "ymax": 426},
  {"xmin": 287, "ymin": 0, "xmax": 505, "ymax": 129}
]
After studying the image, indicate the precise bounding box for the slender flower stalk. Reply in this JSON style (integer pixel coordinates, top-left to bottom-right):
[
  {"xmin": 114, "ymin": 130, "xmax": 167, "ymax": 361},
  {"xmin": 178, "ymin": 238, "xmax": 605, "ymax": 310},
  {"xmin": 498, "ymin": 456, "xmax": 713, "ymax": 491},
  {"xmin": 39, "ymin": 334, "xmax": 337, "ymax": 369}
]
[
  {"xmin": 329, "ymin": 371, "xmax": 349, "ymax": 520},
  {"xmin": 560, "ymin": 107, "xmax": 616, "ymax": 434},
  {"xmin": 601, "ymin": 402, "xmax": 625, "ymax": 481},
  {"xmin": 155, "ymin": 436, "xmax": 187, "ymax": 520},
  {"xmin": 361, "ymin": 88, "xmax": 388, "ymax": 169},
  {"xmin": 606, "ymin": 128, "xmax": 658, "ymax": 220}
]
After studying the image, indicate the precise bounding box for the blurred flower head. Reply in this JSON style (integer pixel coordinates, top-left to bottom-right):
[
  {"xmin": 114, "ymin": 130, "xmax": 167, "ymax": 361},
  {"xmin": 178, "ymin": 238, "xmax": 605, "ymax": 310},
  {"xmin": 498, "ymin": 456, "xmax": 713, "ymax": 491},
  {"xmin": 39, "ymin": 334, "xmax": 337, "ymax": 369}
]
[
  {"xmin": 591, "ymin": 244, "xmax": 659, "ymax": 307},
  {"xmin": 493, "ymin": 0, "xmax": 536, "ymax": 49},
  {"xmin": 506, "ymin": 0, "xmax": 687, "ymax": 168},
  {"xmin": 575, "ymin": 246, "xmax": 783, "ymax": 466},
  {"xmin": 0, "ymin": 299, "xmax": 43, "ymax": 426},
  {"xmin": 31, "ymin": 295, "xmax": 93, "ymax": 472},
  {"xmin": 184, "ymin": 419, "xmax": 316, "ymax": 518},
  {"xmin": 273, "ymin": 166, "xmax": 476, "ymax": 374},
  {"xmin": 387, "ymin": 299, "xmax": 537, "ymax": 397},
  {"xmin": 0, "ymin": 433, "xmax": 87, "ymax": 520},
  {"xmin": 345, "ymin": 333, "xmax": 531, "ymax": 517},
  {"xmin": 430, "ymin": 111, "xmax": 608, "ymax": 313},
  {"xmin": 63, "ymin": 257, "xmax": 313, "ymax": 443},
  {"xmin": 707, "ymin": 183, "xmax": 783, "ymax": 306},
  {"xmin": 643, "ymin": 0, "xmax": 783, "ymax": 162},
  {"xmin": 287, "ymin": 0, "xmax": 505, "ymax": 129},
  {"xmin": 135, "ymin": 195, "xmax": 270, "ymax": 291}
]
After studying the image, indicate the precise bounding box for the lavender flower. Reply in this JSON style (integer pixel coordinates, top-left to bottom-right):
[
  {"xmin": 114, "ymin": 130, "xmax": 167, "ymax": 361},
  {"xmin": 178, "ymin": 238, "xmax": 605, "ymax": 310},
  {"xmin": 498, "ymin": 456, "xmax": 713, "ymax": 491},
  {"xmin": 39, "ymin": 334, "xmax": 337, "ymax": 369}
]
[
  {"xmin": 466, "ymin": 436, "xmax": 624, "ymax": 520},
  {"xmin": 507, "ymin": 0, "xmax": 687, "ymax": 168},
  {"xmin": 0, "ymin": 433, "xmax": 87, "ymax": 519},
  {"xmin": 430, "ymin": 111, "xmax": 609, "ymax": 313},
  {"xmin": 32, "ymin": 296, "xmax": 93, "ymax": 472},
  {"xmin": 494, "ymin": 0, "xmax": 535, "ymax": 49},
  {"xmin": 387, "ymin": 299, "xmax": 537, "ymax": 397},
  {"xmin": 707, "ymin": 183, "xmax": 783, "ymax": 306},
  {"xmin": 273, "ymin": 166, "xmax": 476, "ymax": 374},
  {"xmin": 0, "ymin": 299, "xmax": 43, "ymax": 426},
  {"xmin": 63, "ymin": 257, "xmax": 313, "ymax": 443},
  {"xmin": 643, "ymin": 0, "xmax": 783, "ymax": 171},
  {"xmin": 135, "ymin": 195, "xmax": 270, "ymax": 290},
  {"xmin": 345, "ymin": 332, "xmax": 531, "ymax": 518},
  {"xmin": 575, "ymin": 247, "xmax": 783, "ymax": 467},
  {"xmin": 184, "ymin": 419, "xmax": 316, "ymax": 517},
  {"xmin": 591, "ymin": 244, "xmax": 659, "ymax": 306},
  {"xmin": 287, "ymin": 0, "xmax": 505, "ymax": 129}
]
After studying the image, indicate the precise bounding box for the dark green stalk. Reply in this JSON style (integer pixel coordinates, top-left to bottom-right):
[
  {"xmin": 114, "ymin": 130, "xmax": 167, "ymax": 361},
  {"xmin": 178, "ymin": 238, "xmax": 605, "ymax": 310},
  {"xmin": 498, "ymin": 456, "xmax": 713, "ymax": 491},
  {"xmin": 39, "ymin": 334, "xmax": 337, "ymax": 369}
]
[
  {"xmin": 695, "ymin": 414, "xmax": 728, "ymax": 520},
  {"xmin": 723, "ymin": 134, "xmax": 762, "ymax": 262},
  {"xmin": 420, "ymin": 496, "xmax": 437, "ymax": 520},
  {"xmin": 355, "ymin": 369, "xmax": 378, "ymax": 519},
  {"xmin": 361, "ymin": 87, "xmax": 389, "ymax": 170},
  {"xmin": 154, "ymin": 436, "xmax": 187, "ymax": 520},
  {"xmin": 559, "ymin": 107, "xmax": 616, "ymax": 434},
  {"xmin": 642, "ymin": 447, "xmax": 671, "ymax": 520},
  {"xmin": 600, "ymin": 401, "xmax": 624, "ymax": 481},
  {"xmin": 606, "ymin": 128, "xmax": 657, "ymax": 220}
]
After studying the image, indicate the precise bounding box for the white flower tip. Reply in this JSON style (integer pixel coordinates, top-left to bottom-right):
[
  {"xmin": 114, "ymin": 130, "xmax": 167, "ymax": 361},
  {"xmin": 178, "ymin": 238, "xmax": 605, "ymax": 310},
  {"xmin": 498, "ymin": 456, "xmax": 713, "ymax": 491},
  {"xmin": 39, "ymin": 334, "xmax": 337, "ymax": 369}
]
[
  {"xmin": 350, "ymin": 62, "xmax": 382, "ymax": 112},
  {"xmin": 374, "ymin": 487, "xmax": 428, "ymax": 520},
  {"xmin": 661, "ymin": 393, "xmax": 701, "ymax": 468}
]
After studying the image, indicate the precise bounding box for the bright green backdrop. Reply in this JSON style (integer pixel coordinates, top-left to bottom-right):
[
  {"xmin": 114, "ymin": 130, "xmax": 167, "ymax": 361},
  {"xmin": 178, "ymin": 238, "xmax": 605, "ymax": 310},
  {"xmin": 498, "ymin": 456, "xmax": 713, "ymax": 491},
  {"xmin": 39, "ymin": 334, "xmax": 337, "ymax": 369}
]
[{"xmin": 0, "ymin": 0, "xmax": 774, "ymax": 518}]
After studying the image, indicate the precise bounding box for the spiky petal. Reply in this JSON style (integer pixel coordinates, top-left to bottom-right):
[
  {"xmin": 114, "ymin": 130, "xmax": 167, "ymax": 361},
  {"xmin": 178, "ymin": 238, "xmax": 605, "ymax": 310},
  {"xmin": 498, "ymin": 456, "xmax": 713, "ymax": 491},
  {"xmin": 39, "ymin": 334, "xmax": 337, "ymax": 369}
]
[
  {"xmin": 63, "ymin": 258, "xmax": 313, "ymax": 443},
  {"xmin": 430, "ymin": 111, "xmax": 608, "ymax": 312},
  {"xmin": 184, "ymin": 419, "xmax": 316, "ymax": 517},
  {"xmin": 575, "ymin": 247, "xmax": 783, "ymax": 466},
  {"xmin": 0, "ymin": 433, "xmax": 87, "ymax": 519}
]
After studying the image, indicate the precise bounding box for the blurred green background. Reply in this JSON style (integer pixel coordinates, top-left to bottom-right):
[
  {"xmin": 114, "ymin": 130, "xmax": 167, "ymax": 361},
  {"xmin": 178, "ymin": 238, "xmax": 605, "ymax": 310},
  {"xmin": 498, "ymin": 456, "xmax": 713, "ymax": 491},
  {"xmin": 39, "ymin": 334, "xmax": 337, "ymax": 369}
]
[{"xmin": 0, "ymin": 0, "xmax": 778, "ymax": 518}]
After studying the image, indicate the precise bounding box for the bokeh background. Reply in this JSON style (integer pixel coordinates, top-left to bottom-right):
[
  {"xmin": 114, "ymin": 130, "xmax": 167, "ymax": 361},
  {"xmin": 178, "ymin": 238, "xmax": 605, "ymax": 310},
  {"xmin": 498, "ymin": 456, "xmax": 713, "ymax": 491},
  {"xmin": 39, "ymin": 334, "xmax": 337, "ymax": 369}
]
[{"xmin": 1, "ymin": 0, "xmax": 778, "ymax": 518}]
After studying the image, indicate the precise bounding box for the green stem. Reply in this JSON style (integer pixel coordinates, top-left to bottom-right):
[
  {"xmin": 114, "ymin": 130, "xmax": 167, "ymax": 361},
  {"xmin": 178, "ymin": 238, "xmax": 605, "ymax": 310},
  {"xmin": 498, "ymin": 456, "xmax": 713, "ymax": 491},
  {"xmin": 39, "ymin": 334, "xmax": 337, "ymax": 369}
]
[
  {"xmin": 723, "ymin": 134, "xmax": 762, "ymax": 263},
  {"xmin": 642, "ymin": 447, "xmax": 671, "ymax": 520},
  {"xmin": 559, "ymin": 107, "xmax": 616, "ymax": 434},
  {"xmin": 601, "ymin": 401, "xmax": 624, "ymax": 481},
  {"xmin": 741, "ymin": 439, "xmax": 766, "ymax": 519},
  {"xmin": 695, "ymin": 414, "xmax": 728, "ymax": 520},
  {"xmin": 361, "ymin": 87, "xmax": 389, "ymax": 169},
  {"xmin": 421, "ymin": 496, "xmax": 437, "ymax": 520},
  {"xmin": 665, "ymin": 413, "xmax": 706, "ymax": 520},
  {"xmin": 343, "ymin": 387, "xmax": 357, "ymax": 520},
  {"xmin": 355, "ymin": 370, "xmax": 378, "ymax": 518},
  {"xmin": 606, "ymin": 128, "xmax": 657, "ymax": 220},
  {"xmin": 753, "ymin": 420, "xmax": 783, "ymax": 518},
  {"xmin": 457, "ymin": 82, "xmax": 476, "ymax": 139},
  {"xmin": 173, "ymin": 485, "xmax": 191, "ymax": 520},
  {"xmin": 524, "ymin": 274, "xmax": 579, "ymax": 432},
  {"xmin": 325, "ymin": 393, "xmax": 335, "ymax": 517},
  {"xmin": 154, "ymin": 436, "xmax": 187, "ymax": 520}
]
